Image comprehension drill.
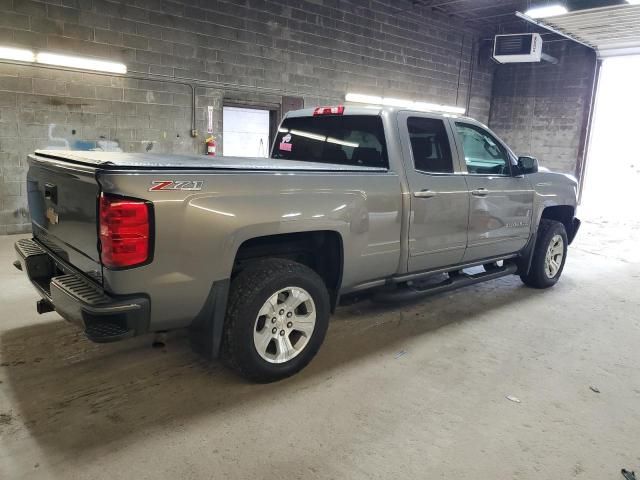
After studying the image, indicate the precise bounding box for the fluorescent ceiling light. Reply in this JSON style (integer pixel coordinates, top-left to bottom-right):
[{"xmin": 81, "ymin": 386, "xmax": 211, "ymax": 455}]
[
  {"xmin": 345, "ymin": 93, "xmax": 383, "ymax": 104},
  {"xmin": 36, "ymin": 52, "xmax": 127, "ymax": 74},
  {"xmin": 0, "ymin": 46, "xmax": 35, "ymax": 62},
  {"xmin": 0, "ymin": 47, "xmax": 127, "ymax": 74},
  {"xmin": 346, "ymin": 92, "xmax": 466, "ymax": 115},
  {"xmin": 524, "ymin": 5, "xmax": 568, "ymax": 18},
  {"xmin": 414, "ymin": 102, "xmax": 465, "ymax": 115},
  {"xmin": 382, "ymin": 97, "xmax": 413, "ymax": 108}
]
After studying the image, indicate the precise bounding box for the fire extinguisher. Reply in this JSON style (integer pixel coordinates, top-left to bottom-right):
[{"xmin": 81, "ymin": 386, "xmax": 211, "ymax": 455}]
[{"xmin": 205, "ymin": 135, "xmax": 216, "ymax": 156}]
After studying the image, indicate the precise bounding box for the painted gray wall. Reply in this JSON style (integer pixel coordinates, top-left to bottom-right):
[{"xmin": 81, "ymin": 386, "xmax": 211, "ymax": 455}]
[
  {"xmin": 488, "ymin": 41, "xmax": 596, "ymax": 176},
  {"xmin": 0, "ymin": 0, "xmax": 492, "ymax": 234}
]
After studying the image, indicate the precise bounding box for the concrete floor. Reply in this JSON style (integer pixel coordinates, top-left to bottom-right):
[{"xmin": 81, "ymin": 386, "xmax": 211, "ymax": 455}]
[{"xmin": 1, "ymin": 218, "xmax": 639, "ymax": 479}]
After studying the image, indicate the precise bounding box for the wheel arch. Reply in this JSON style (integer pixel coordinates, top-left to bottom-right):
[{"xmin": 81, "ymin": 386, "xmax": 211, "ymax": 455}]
[
  {"xmin": 233, "ymin": 230, "xmax": 344, "ymax": 312},
  {"xmin": 189, "ymin": 230, "xmax": 343, "ymax": 362},
  {"xmin": 517, "ymin": 204, "xmax": 577, "ymax": 276},
  {"xmin": 540, "ymin": 205, "xmax": 578, "ymax": 244}
]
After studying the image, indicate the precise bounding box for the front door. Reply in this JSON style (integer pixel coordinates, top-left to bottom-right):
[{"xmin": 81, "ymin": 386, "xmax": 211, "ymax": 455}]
[
  {"xmin": 452, "ymin": 121, "xmax": 534, "ymax": 261},
  {"xmin": 397, "ymin": 113, "xmax": 470, "ymax": 272}
]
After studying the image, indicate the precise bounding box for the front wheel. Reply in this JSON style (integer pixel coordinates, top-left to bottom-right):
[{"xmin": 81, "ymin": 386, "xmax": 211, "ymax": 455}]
[
  {"xmin": 221, "ymin": 258, "xmax": 330, "ymax": 382},
  {"xmin": 520, "ymin": 219, "xmax": 568, "ymax": 289}
]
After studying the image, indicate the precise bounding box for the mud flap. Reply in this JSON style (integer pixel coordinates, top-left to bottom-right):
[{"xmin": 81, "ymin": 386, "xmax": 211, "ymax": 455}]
[{"xmin": 188, "ymin": 279, "xmax": 230, "ymax": 359}]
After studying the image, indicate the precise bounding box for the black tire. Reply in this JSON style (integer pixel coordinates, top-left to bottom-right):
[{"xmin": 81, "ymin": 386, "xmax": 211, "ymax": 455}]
[
  {"xmin": 520, "ymin": 219, "xmax": 568, "ymax": 289},
  {"xmin": 221, "ymin": 258, "xmax": 330, "ymax": 382}
]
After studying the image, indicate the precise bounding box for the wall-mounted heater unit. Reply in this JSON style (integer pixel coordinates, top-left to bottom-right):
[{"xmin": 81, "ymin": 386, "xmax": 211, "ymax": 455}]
[{"xmin": 493, "ymin": 33, "xmax": 543, "ymax": 63}]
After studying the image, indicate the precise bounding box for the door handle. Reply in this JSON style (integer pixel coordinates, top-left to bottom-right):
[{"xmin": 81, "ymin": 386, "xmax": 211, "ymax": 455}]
[
  {"xmin": 471, "ymin": 188, "xmax": 488, "ymax": 197},
  {"xmin": 413, "ymin": 189, "xmax": 437, "ymax": 198}
]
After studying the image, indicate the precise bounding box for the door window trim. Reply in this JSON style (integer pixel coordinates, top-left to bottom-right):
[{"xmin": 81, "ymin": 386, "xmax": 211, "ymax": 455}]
[
  {"xmin": 397, "ymin": 111, "xmax": 465, "ymax": 177},
  {"xmin": 452, "ymin": 121, "xmax": 514, "ymax": 177},
  {"xmin": 406, "ymin": 116, "xmax": 456, "ymax": 176}
]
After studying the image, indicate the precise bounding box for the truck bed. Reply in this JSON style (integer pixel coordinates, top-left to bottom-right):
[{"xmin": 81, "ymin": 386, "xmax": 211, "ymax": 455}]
[{"xmin": 33, "ymin": 150, "xmax": 387, "ymax": 172}]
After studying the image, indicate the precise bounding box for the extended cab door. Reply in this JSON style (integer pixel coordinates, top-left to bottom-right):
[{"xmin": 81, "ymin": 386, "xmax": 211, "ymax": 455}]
[
  {"xmin": 450, "ymin": 121, "xmax": 535, "ymax": 261},
  {"xmin": 397, "ymin": 112, "xmax": 469, "ymax": 272}
]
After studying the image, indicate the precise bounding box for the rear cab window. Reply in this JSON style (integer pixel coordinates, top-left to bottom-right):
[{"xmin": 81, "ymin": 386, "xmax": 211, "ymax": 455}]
[
  {"xmin": 407, "ymin": 117, "xmax": 454, "ymax": 174},
  {"xmin": 272, "ymin": 115, "xmax": 389, "ymax": 169}
]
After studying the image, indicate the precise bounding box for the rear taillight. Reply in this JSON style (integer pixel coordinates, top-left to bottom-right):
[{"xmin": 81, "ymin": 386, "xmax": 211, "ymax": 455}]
[
  {"xmin": 313, "ymin": 105, "xmax": 345, "ymax": 116},
  {"xmin": 99, "ymin": 193, "xmax": 151, "ymax": 269}
]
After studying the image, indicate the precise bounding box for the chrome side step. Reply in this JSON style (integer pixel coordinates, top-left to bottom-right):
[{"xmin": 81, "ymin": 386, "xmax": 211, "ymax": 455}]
[
  {"xmin": 391, "ymin": 253, "xmax": 519, "ymax": 284},
  {"xmin": 373, "ymin": 262, "xmax": 518, "ymax": 303}
]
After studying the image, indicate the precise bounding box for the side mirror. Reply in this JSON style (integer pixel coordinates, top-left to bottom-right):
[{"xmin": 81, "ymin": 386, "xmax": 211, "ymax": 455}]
[{"xmin": 517, "ymin": 156, "xmax": 538, "ymax": 175}]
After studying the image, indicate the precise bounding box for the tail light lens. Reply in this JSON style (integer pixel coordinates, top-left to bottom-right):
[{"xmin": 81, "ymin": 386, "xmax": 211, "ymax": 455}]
[
  {"xmin": 313, "ymin": 105, "xmax": 345, "ymax": 116},
  {"xmin": 99, "ymin": 193, "xmax": 151, "ymax": 268}
]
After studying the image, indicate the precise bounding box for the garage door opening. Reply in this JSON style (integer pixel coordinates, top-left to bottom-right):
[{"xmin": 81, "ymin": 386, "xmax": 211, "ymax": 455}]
[
  {"xmin": 222, "ymin": 106, "xmax": 272, "ymax": 158},
  {"xmin": 582, "ymin": 56, "xmax": 640, "ymax": 222}
]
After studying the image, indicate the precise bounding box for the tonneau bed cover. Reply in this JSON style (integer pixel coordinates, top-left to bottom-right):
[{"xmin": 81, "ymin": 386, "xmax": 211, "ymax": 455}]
[{"xmin": 32, "ymin": 150, "xmax": 387, "ymax": 172}]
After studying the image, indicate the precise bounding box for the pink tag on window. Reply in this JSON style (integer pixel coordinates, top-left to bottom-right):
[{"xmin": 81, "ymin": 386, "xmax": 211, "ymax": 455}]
[{"xmin": 279, "ymin": 142, "xmax": 292, "ymax": 152}]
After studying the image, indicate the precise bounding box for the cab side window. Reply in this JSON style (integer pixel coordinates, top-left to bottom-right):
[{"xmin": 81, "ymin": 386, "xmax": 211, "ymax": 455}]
[
  {"xmin": 455, "ymin": 122, "xmax": 510, "ymax": 175},
  {"xmin": 407, "ymin": 117, "xmax": 454, "ymax": 174}
]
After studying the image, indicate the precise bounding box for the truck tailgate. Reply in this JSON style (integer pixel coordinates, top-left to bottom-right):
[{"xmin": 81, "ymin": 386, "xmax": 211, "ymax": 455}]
[{"xmin": 27, "ymin": 153, "xmax": 102, "ymax": 283}]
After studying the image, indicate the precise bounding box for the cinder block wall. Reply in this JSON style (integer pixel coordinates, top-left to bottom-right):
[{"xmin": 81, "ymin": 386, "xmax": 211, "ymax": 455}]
[
  {"xmin": 489, "ymin": 41, "xmax": 596, "ymax": 175},
  {"xmin": 0, "ymin": 0, "xmax": 492, "ymax": 234}
]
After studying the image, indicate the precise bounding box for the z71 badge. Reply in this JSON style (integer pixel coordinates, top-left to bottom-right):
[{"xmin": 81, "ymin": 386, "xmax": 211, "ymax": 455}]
[{"xmin": 149, "ymin": 180, "xmax": 203, "ymax": 191}]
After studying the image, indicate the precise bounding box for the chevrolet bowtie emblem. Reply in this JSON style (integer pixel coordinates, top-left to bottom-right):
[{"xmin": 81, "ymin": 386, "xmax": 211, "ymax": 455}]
[{"xmin": 46, "ymin": 207, "xmax": 59, "ymax": 225}]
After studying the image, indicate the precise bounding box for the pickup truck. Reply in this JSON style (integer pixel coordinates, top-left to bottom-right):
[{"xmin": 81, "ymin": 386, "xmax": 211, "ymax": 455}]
[{"xmin": 14, "ymin": 105, "xmax": 580, "ymax": 382}]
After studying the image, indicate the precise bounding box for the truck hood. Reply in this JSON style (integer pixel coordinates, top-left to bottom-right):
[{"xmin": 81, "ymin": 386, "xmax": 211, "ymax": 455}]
[
  {"xmin": 532, "ymin": 169, "xmax": 578, "ymax": 186},
  {"xmin": 33, "ymin": 150, "xmax": 387, "ymax": 172}
]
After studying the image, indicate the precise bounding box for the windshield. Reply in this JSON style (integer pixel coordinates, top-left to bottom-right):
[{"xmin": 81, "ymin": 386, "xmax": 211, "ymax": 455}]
[{"xmin": 271, "ymin": 115, "xmax": 389, "ymax": 169}]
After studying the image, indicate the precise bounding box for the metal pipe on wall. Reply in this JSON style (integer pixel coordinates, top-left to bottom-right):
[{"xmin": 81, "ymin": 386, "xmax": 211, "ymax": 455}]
[
  {"xmin": 465, "ymin": 39, "xmax": 477, "ymax": 115},
  {"xmin": 0, "ymin": 59, "xmax": 199, "ymax": 138},
  {"xmin": 455, "ymin": 32, "xmax": 466, "ymax": 106},
  {"xmin": 0, "ymin": 59, "xmax": 311, "ymax": 139}
]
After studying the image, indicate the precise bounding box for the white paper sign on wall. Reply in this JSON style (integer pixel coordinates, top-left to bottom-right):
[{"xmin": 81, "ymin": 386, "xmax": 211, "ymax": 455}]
[{"xmin": 207, "ymin": 106, "xmax": 213, "ymax": 134}]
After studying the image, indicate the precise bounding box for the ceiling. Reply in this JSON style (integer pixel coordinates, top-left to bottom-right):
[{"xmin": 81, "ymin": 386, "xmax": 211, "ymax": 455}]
[
  {"xmin": 398, "ymin": 0, "xmax": 631, "ymax": 32},
  {"xmin": 396, "ymin": 0, "xmax": 640, "ymax": 57},
  {"xmin": 530, "ymin": 4, "xmax": 640, "ymax": 56}
]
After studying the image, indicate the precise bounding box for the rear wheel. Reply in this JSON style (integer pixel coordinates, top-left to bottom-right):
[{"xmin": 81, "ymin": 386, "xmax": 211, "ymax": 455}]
[
  {"xmin": 221, "ymin": 258, "xmax": 330, "ymax": 382},
  {"xmin": 520, "ymin": 219, "xmax": 568, "ymax": 289}
]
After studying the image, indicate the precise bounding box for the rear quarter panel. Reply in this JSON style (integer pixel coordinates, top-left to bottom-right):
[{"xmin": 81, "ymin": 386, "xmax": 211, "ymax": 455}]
[{"xmin": 98, "ymin": 170, "xmax": 402, "ymax": 330}]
